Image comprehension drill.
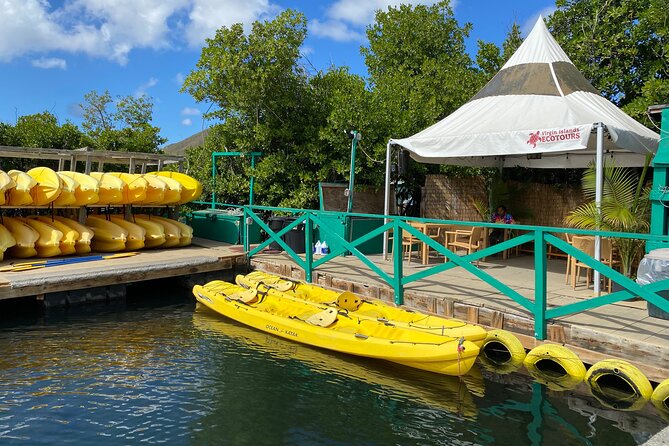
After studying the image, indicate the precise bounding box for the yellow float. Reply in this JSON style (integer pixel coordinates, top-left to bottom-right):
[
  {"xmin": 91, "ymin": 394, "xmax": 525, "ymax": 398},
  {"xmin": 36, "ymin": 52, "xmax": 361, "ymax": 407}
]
[
  {"xmin": 523, "ymin": 344, "xmax": 586, "ymax": 390},
  {"xmin": 52, "ymin": 216, "xmax": 94, "ymax": 255},
  {"xmin": 58, "ymin": 171, "xmax": 100, "ymax": 206},
  {"xmin": 478, "ymin": 329, "xmax": 526, "ymax": 375},
  {"xmin": 651, "ymin": 379, "xmax": 669, "ymax": 420},
  {"xmin": 585, "ymin": 359, "xmax": 652, "ymax": 411}
]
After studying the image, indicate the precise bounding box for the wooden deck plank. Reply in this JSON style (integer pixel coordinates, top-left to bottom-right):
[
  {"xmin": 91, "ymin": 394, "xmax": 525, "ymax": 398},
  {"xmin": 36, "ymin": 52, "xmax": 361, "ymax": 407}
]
[{"xmin": 0, "ymin": 241, "xmax": 246, "ymax": 300}]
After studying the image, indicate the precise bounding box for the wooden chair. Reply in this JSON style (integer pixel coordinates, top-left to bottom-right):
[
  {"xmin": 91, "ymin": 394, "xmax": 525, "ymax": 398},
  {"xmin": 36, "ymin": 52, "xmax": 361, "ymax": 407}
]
[
  {"xmin": 446, "ymin": 226, "xmax": 483, "ymax": 265},
  {"xmin": 389, "ymin": 228, "xmax": 421, "ymax": 264},
  {"xmin": 571, "ymin": 237, "xmax": 620, "ymax": 292}
]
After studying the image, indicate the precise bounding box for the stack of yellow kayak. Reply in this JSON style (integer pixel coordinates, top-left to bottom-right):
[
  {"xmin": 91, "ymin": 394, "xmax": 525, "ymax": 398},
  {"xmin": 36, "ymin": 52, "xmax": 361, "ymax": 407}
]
[
  {"xmin": 0, "ymin": 169, "xmax": 202, "ymax": 207},
  {"xmin": 193, "ymin": 279, "xmax": 482, "ymax": 376}
]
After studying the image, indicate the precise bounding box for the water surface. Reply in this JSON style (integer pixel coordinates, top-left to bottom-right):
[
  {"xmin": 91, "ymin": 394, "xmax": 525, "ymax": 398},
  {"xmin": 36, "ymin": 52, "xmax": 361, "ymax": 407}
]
[{"xmin": 0, "ymin": 295, "xmax": 665, "ymax": 445}]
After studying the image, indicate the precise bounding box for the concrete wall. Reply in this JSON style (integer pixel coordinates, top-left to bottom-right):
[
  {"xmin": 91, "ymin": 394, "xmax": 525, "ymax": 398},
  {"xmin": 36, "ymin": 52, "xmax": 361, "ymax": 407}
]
[{"xmin": 423, "ymin": 174, "xmax": 583, "ymax": 226}]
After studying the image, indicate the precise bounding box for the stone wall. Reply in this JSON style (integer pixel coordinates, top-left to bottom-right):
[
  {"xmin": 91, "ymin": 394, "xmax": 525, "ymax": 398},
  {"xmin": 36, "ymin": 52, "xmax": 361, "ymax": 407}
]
[
  {"xmin": 320, "ymin": 183, "xmax": 389, "ymax": 214},
  {"xmin": 422, "ymin": 174, "xmax": 583, "ymax": 227},
  {"xmin": 422, "ymin": 175, "xmax": 487, "ymax": 221}
]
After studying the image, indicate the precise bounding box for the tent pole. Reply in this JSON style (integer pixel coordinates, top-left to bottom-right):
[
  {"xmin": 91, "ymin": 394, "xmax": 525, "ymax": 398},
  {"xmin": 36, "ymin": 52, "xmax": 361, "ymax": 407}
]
[
  {"xmin": 594, "ymin": 123, "xmax": 604, "ymax": 295},
  {"xmin": 383, "ymin": 142, "xmax": 392, "ymax": 259}
]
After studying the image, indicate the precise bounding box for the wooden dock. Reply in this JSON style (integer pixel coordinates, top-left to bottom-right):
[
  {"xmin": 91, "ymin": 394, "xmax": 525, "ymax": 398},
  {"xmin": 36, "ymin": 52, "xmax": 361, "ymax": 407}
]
[
  {"xmin": 250, "ymin": 252, "xmax": 669, "ymax": 382},
  {"xmin": 0, "ymin": 238, "xmax": 246, "ymax": 303}
]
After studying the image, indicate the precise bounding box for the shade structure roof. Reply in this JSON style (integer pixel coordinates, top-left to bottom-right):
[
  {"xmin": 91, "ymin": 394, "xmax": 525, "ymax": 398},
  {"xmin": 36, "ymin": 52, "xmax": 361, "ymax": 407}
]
[{"xmin": 390, "ymin": 17, "xmax": 660, "ymax": 168}]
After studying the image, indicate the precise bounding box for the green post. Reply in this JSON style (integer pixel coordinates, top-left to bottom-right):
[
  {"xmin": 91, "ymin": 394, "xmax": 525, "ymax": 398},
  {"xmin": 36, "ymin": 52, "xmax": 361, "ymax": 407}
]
[
  {"xmin": 249, "ymin": 153, "xmax": 257, "ymax": 206},
  {"xmin": 534, "ymin": 230, "xmax": 547, "ymax": 340},
  {"xmin": 243, "ymin": 207, "xmax": 250, "ymax": 253},
  {"xmin": 211, "ymin": 152, "xmax": 217, "ymax": 209},
  {"xmin": 649, "ymin": 108, "xmax": 669, "ymax": 252},
  {"xmin": 305, "ymin": 213, "xmax": 313, "ymax": 283},
  {"xmin": 346, "ymin": 131, "xmax": 360, "ymax": 214},
  {"xmin": 393, "ymin": 219, "xmax": 404, "ymax": 305}
]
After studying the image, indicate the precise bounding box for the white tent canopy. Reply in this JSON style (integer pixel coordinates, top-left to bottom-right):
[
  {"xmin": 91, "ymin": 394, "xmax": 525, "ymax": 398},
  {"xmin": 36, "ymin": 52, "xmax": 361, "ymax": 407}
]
[
  {"xmin": 389, "ymin": 16, "xmax": 659, "ymax": 169},
  {"xmin": 383, "ymin": 17, "xmax": 661, "ymax": 294}
]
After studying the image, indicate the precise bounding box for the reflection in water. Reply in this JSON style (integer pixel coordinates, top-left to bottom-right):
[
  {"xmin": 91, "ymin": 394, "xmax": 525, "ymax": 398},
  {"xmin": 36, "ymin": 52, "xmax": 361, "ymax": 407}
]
[{"xmin": 0, "ymin": 299, "xmax": 664, "ymax": 445}]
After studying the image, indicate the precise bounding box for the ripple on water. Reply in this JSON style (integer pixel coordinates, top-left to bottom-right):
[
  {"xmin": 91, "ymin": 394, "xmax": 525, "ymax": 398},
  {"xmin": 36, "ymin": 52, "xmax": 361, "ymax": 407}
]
[{"xmin": 0, "ymin": 302, "xmax": 665, "ymax": 445}]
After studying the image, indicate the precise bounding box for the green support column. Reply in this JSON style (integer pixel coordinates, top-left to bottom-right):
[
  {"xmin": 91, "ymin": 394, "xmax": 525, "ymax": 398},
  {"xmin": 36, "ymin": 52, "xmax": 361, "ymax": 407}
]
[
  {"xmin": 393, "ymin": 220, "xmax": 404, "ymax": 305},
  {"xmin": 649, "ymin": 108, "xmax": 669, "ymax": 252},
  {"xmin": 305, "ymin": 214, "xmax": 313, "ymax": 283},
  {"xmin": 534, "ymin": 230, "xmax": 547, "ymax": 340}
]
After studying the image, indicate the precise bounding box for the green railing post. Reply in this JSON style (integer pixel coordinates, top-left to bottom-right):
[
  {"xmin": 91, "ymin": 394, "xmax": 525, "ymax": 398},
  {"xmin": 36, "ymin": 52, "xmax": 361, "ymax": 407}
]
[
  {"xmin": 243, "ymin": 207, "xmax": 250, "ymax": 253},
  {"xmin": 534, "ymin": 230, "xmax": 547, "ymax": 340},
  {"xmin": 393, "ymin": 219, "xmax": 404, "ymax": 305},
  {"xmin": 305, "ymin": 213, "xmax": 313, "ymax": 283}
]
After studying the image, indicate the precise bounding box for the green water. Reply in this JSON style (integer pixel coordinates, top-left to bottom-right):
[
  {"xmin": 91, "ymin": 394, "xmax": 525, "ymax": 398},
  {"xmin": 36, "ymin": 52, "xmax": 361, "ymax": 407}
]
[{"xmin": 0, "ymin": 294, "xmax": 665, "ymax": 445}]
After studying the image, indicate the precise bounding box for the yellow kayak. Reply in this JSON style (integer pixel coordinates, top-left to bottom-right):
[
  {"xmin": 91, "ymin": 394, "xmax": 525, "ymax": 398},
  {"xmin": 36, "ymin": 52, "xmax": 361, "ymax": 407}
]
[
  {"xmin": 107, "ymin": 173, "xmax": 148, "ymax": 204},
  {"xmin": 53, "ymin": 173, "xmax": 78, "ymax": 206},
  {"xmin": 0, "ymin": 224, "xmax": 17, "ymax": 261},
  {"xmin": 0, "ymin": 171, "xmax": 16, "ymax": 206},
  {"xmin": 27, "ymin": 167, "xmax": 62, "ymax": 206},
  {"xmin": 58, "ymin": 171, "xmax": 100, "ymax": 206},
  {"xmin": 89, "ymin": 173, "xmax": 124, "ymax": 205},
  {"xmin": 147, "ymin": 171, "xmax": 202, "ymax": 204},
  {"xmin": 3, "ymin": 216, "xmax": 39, "ymax": 258},
  {"xmin": 237, "ymin": 271, "xmax": 487, "ymax": 347},
  {"xmin": 52, "ymin": 216, "xmax": 94, "ymax": 255},
  {"xmin": 7, "ymin": 170, "xmax": 37, "ymax": 206},
  {"xmin": 193, "ymin": 308, "xmax": 480, "ymax": 418},
  {"xmin": 195, "ymin": 281, "xmax": 479, "ymax": 376}
]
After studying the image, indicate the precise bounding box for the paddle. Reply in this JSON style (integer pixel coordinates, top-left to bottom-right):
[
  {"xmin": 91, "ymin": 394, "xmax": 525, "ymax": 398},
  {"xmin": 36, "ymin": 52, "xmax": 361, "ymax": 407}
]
[{"xmin": 0, "ymin": 252, "xmax": 139, "ymax": 272}]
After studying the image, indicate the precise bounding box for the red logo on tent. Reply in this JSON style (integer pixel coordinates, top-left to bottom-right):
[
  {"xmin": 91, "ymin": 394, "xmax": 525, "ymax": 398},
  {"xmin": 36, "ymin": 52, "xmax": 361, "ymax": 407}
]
[{"xmin": 527, "ymin": 131, "xmax": 541, "ymax": 148}]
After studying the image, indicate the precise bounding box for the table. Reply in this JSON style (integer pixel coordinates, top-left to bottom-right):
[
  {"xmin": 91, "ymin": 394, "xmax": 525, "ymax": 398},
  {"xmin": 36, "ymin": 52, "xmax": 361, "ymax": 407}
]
[{"xmin": 409, "ymin": 222, "xmax": 452, "ymax": 265}]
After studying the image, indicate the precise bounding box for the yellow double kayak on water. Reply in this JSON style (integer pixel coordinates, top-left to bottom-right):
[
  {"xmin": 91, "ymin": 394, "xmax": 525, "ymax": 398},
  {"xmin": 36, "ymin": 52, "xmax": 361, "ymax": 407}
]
[
  {"xmin": 194, "ymin": 280, "xmax": 480, "ymax": 376},
  {"xmin": 236, "ymin": 271, "xmax": 487, "ymax": 347}
]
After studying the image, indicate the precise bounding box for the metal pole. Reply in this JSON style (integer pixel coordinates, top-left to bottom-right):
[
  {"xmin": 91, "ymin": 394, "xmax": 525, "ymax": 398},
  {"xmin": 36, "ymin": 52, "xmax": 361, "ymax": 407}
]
[
  {"xmin": 346, "ymin": 131, "xmax": 360, "ymax": 214},
  {"xmin": 211, "ymin": 153, "xmax": 217, "ymax": 209},
  {"xmin": 594, "ymin": 123, "xmax": 604, "ymax": 295},
  {"xmin": 249, "ymin": 154, "xmax": 256, "ymax": 206},
  {"xmin": 383, "ymin": 142, "xmax": 392, "ymax": 259}
]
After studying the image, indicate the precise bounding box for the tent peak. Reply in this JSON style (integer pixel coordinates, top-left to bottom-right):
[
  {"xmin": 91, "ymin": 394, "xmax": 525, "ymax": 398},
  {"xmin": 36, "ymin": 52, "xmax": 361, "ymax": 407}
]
[{"xmin": 502, "ymin": 14, "xmax": 573, "ymax": 70}]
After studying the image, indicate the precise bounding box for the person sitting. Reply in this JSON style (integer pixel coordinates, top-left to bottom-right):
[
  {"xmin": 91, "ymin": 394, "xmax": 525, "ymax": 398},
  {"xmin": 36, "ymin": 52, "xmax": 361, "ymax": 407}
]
[{"xmin": 489, "ymin": 205, "xmax": 514, "ymax": 246}]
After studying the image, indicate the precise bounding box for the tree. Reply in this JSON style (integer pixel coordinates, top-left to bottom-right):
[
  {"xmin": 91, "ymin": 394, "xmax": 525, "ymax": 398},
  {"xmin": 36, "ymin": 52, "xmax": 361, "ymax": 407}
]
[
  {"xmin": 475, "ymin": 22, "xmax": 523, "ymax": 81},
  {"xmin": 80, "ymin": 90, "xmax": 166, "ymax": 152},
  {"xmin": 362, "ymin": 1, "xmax": 479, "ymax": 140},
  {"xmin": 549, "ymin": 0, "xmax": 667, "ymax": 110},
  {"xmin": 0, "ymin": 111, "xmax": 88, "ymax": 150}
]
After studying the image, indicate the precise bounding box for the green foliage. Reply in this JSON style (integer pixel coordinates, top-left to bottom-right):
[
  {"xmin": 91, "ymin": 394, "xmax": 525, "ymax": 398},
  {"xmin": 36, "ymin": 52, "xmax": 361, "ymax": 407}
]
[
  {"xmin": 362, "ymin": 1, "xmax": 478, "ymax": 139},
  {"xmin": 565, "ymin": 160, "xmax": 651, "ymax": 276},
  {"xmin": 0, "ymin": 111, "xmax": 88, "ymax": 150},
  {"xmin": 80, "ymin": 90, "xmax": 166, "ymax": 152},
  {"xmin": 549, "ymin": 0, "xmax": 668, "ymax": 108}
]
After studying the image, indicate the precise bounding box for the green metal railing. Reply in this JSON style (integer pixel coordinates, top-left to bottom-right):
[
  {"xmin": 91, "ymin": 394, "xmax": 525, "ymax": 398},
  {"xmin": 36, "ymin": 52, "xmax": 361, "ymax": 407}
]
[{"xmin": 238, "ymin": 204, "xmax": 669, "ymax": 340}]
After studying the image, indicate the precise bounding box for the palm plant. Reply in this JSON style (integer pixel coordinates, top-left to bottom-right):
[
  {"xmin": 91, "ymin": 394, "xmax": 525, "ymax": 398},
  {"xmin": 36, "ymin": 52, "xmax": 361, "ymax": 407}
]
[{"xmin": 565, "ymin": 158, "xmax": 651, "ymax": 277}]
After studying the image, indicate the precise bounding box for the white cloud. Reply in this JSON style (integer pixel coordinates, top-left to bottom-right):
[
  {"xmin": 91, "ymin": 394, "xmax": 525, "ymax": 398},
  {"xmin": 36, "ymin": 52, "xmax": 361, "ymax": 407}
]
[
  {"xmin": 309, "ymin": 20, "xmax": 364, "ymax": 42},
  {"xmin": 0, "ymin": 0, "xmax": 278, "ymax": 64},
  {"xmin": 312, "ymin": 0, "xmax": 444, "ymax": 42},
  {"xmin": 185, "ymin": 0, "xmax": 279, "ymax": 47},
  {"xmin": 522, "ymin": 6, "xmax": 557, "ymax": 36},
  {"xmin": 181, "ymin": 118, "xmax": 193, "ymax": 126},
  {"xmin": 135, "ymin": 77, "xmax": 159, "ymax": 97},
  {"xmin": 175, "ymin": 72, "xmax": 185, "ymax": 85},
  {"xmin": 31, "ymin": 57, "xmax": 67, "ymax": 70},
  {"xmin": 181, "ymin": 107, "xmax": 200, "ymax": 115}
]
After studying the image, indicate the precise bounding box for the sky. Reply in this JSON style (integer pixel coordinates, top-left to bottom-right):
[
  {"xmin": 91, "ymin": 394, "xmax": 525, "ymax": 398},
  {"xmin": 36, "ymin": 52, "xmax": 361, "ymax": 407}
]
[{"xmin": 0, "ymin": 0, "xmax": 555, "ymax": 147}]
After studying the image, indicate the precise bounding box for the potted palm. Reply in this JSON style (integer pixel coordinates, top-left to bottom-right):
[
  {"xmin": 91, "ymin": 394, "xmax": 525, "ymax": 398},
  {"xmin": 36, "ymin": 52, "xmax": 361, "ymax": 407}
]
[{"xmin": 565, "ymin": 158, "xmax": 651, "ymax": 279}]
